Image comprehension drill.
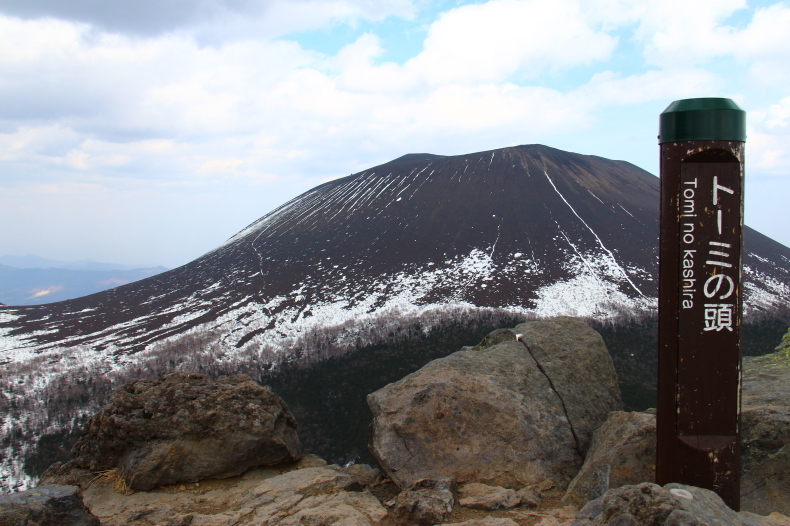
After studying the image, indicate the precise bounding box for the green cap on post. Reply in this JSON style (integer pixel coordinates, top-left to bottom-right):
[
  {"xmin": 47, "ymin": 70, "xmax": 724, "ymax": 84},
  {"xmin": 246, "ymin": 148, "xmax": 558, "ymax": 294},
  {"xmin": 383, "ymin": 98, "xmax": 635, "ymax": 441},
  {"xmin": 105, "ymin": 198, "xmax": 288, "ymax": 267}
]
[{"xmin": 659, "ymin": 98, "xmax": 746, "ymax": 144}]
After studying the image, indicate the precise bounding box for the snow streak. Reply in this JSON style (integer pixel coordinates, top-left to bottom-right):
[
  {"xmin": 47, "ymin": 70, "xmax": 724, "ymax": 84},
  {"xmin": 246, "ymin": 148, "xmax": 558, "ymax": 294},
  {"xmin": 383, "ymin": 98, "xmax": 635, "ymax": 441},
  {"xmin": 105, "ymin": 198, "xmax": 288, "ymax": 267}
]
[{"xmin": 543, "ymin": 170, "xmax": 645, "ymax": 297}]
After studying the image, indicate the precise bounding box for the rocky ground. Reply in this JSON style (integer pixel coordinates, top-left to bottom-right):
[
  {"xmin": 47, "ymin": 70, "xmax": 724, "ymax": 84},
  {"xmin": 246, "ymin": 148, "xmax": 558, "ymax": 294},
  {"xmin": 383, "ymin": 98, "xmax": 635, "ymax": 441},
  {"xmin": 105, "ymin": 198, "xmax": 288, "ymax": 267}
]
[
  {"xmin": 75, "ymin": 455, "xmax": 580, "ymax": 526},
  {"xmin": 2, "ymin": 316, "xmax": 789, "ymax": 526}
]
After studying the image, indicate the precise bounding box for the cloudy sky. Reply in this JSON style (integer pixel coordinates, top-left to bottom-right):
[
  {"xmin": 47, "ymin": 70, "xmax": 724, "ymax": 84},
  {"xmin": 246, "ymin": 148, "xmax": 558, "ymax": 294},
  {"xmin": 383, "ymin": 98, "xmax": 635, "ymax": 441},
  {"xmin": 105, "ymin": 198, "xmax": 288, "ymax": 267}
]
[{"xmin": 1, "ymin": 0, "xmax": 789, "ymax": 269}]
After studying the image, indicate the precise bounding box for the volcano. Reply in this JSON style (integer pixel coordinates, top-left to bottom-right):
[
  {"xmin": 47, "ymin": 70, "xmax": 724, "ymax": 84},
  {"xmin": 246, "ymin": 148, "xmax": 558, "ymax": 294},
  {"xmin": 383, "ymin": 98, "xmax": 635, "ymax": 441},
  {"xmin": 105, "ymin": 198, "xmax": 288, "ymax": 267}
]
[{"xmin": 1, "ymin": 145, "xmax": 789, "ymax": 362}]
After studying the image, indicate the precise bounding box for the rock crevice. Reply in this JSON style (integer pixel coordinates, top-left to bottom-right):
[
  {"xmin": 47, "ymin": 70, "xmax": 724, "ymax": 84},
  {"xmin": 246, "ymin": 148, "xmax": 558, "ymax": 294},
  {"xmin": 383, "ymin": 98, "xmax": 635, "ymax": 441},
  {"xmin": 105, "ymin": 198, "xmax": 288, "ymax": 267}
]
[
  {"xmin": 518, "ymin": 338, "xmax": 583, "ymax": 454},
  {"xmin": 368, "ymin": 316, "xmax": 622, "ymax": 492}
]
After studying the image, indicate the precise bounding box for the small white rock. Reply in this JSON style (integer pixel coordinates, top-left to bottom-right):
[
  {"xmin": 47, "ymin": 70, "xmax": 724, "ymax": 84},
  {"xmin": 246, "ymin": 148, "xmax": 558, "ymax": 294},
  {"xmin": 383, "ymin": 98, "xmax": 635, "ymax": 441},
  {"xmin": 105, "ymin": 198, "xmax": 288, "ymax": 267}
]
[{"xmin": 670, "ymin": 488, "xmax": 694, "ymax": 500}]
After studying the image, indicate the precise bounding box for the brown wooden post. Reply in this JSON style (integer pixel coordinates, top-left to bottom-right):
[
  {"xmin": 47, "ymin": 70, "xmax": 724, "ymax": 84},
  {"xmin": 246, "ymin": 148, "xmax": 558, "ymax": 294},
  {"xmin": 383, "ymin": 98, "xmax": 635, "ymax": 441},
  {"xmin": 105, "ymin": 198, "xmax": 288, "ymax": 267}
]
[{"xmin": 657, "ymin": 98, "xmax": 746, "ymax": 510}]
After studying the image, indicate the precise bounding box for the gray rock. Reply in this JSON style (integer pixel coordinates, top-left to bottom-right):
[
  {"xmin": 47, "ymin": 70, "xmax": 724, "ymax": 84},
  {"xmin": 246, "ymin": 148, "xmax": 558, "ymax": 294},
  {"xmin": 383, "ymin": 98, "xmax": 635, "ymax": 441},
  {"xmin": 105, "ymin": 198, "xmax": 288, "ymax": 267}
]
[
  {"xmin": 368, "ymin": 317, "xmax": 621, "ymax": 492},
  {"xmin": 742, "ymin": 444, "xmax": 790, "ymax": 517},
  {"xmin": 741, "ymin": 350, "xmax": 790, "ymax": 516},
  {"xmin": 368, "ymin": 340, "xmax": 580, "ymax": 491},
  {"xmin": 563, "ymin": 411, "xmax": 656, "ymax": 506},
  {"xmin": 341, "ymin": 464, "xmax": 382, "ymax": 488},
  {"xmin": 71, "ymin": 372, "xmax": 300, "ymax": 490},
  {"xmin": 441, "ymin": 519, "xmax": 519, "ymax": 526},
  {"xmin": 39, "ymin": 461, "xmax": 94, "ymax": 490},
  {"xmin": 83, "ymin": 462, "xmax": 388, "ymax": 526},
  {"xmin": 515, "ymin": 487, "xmax": 541, "ymax": 508},
  {"xmin": 559, "ymin": 350, "xmax": 789, "ymax": 515},
  {"xmin": 395, "ymin": 478, "xmax": 456, "ymax": 525},
  {"xmin": 513, "ymin": 317, "xmax": 623, "ymax": 455},
  {"xmin": 740, "ymin": 511, "xmax": 790, "ymax": 526},
  {"xmin": 663, "ymin": 509, "xmax": 702, "ymax": 526},
  {"xmin": 457, "ymin": 483, "xmax": 520, "ymax": 511},
  {"xmin": 571, "ymin": 482, "xmax": 780, "ymax": 526},
  {"xmin": 472, "ymin": 328, "xmax": 519, "ymax": 350},
  {"xmin": 764, "ymin": 513, "xmax": 790, "ymax": 526},
  {"xmin": 0, "ymin": 485, "xmax": 100, "ymax": 526}
]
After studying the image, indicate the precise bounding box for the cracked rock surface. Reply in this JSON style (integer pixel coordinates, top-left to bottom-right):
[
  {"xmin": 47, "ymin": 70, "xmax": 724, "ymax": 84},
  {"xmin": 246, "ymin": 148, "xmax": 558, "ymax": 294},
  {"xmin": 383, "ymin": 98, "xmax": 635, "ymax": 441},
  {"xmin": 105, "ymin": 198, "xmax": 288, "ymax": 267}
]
[
  {"xmin": 562, "ymin": 411, "xmax": 657, "ymax": 507},
  {"xmin": 513, "ymin": 317, "xmax": 623, "ymax": 456},
  {"xmin": 367, "ymin": 316, "xmax": 622, "ymax": 492}
]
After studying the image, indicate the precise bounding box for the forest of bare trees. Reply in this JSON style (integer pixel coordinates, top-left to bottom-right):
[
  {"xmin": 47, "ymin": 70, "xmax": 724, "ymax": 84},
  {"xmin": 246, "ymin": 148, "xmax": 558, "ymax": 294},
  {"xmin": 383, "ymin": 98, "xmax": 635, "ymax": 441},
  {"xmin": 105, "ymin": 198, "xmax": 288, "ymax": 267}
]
[
  {"xmin": 1, "ymin": 302, "xmax": 788, "ymax": 491},
  {"xmin": 0, "ymin": 305, "xmax": 531, "ymax": 489}
]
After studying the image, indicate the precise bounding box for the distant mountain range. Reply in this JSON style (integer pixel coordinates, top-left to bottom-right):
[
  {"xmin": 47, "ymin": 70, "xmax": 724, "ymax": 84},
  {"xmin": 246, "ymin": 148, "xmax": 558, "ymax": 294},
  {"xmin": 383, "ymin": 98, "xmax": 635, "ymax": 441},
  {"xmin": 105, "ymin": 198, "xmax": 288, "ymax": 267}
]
[
  {"xmin": 0, "ymin": 255, "xmax": 160, "ymax": 272},
  {"xmin": 0, "ymin": 256, "xmax": 167, "ymax": 305},
  {"xmin": 1, "ymin": 144, "xmax": 788, "ymax": 361}
]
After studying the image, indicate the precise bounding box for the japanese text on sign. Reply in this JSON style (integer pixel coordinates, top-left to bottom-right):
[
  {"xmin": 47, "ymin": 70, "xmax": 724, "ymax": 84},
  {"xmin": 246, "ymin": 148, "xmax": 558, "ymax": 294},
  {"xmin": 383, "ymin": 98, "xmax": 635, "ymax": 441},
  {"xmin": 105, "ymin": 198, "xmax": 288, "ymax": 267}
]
[{"xmin": 679, "ymin": 173, "xmax": 737, "ymax": 329}]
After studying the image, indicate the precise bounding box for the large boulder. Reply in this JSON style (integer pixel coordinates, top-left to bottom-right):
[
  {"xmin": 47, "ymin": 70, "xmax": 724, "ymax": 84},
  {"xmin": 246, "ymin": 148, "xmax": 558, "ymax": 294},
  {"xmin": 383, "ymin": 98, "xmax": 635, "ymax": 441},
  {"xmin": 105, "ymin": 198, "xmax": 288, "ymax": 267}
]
[
  {"xmin": 741, "ymin": 349, "xmax": 790, "ymax": 516},
  {"xmin": 70, "ymin": 372, "xmax": 300, "ymax": 490},
  {"xmin": 563, "ymin": 411, "xmax": 656, "ymax": 506},
  {"xmin": 561, "ymin": 348, "xmax": 790, "ymax": 516},
  {"xmin": 367, "ymin": 316, "xmax": 622, "ymax": 491},
  {"xmin": 571, "ymin": 482, "xmax": 782, "ymax": 526},
  {"xmin": 0, "ymin": 485, "xmax": 100, "ymax": 526}
]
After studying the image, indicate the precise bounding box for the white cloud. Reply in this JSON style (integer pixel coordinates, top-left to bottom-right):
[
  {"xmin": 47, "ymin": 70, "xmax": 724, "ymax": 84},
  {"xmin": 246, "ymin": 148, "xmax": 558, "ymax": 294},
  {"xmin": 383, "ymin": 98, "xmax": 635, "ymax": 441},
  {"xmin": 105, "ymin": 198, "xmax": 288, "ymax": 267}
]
[
  {"xmin": 396, "ymin": 83, "xmax": 587, "ymax": 134},
  {"xmin": 748, "ymin": 96, "xmax": 790, "ymax": 173},
  {"xmin": 763, "ymin": 96, "xmax": 790, "ymax": 130},
  {"xmin": 0, "ymin": 124, "xmax": 82, "ymax": 161},
  {"xmin": 1, "ymin": 1, "xmax": 790, "ymax": 263},
  {"xmin": 332, "ymin": 0, "xmax": 619, "ymax": 91},
  {"xmin": 631, "ymin": 0, "xmax": 747, "ymax": 66},
  {"xmin": 733, "ymin": 3, "xmax": 790, "ymax": 86},
  {"xmin": 577, "ymin": 69, "xmax": 723, "ymax": 106},
  {"xmin": 0, "ymin": 0, "xmax": 417, "ymax": 40},
  {"xmin": 1, "ymin": 4, "xmax": 783, "ymax": 176},
  {"xmin": 0, "ymin": 11, "xmax": 608, "ymax": 179},
  {"xmin": 407, "ymin": 0, "xmax": 618, "ymax": 85},
  {"xmin": 621, "ymin": 0, "xmax": 790, "ymax": 87}
]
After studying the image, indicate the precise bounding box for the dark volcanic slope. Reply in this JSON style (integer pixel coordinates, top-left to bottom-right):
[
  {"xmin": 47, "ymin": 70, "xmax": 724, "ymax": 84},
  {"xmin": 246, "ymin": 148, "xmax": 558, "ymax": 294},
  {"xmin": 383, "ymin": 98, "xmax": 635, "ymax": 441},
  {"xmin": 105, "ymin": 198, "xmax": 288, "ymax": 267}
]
[{"xmin": 1, "ymin": 145, "xmax": 788, "ymax": 359}]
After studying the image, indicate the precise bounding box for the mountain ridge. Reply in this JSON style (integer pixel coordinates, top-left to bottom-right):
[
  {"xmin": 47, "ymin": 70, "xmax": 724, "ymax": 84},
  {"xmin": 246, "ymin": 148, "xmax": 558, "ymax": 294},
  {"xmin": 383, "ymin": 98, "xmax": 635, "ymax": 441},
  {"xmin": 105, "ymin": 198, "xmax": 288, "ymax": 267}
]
[{"xmin": 0, "ymin": 255, "xmax": 163, "ymax": 272}]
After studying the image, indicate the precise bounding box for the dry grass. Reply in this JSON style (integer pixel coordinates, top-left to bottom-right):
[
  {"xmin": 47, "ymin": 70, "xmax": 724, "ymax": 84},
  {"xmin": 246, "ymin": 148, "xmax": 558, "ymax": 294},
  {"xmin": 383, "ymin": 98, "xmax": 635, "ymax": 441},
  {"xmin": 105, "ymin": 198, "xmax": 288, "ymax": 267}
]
[{"xmin": 91, "ymin": 468, "xmax": 134, "ymax": 495}]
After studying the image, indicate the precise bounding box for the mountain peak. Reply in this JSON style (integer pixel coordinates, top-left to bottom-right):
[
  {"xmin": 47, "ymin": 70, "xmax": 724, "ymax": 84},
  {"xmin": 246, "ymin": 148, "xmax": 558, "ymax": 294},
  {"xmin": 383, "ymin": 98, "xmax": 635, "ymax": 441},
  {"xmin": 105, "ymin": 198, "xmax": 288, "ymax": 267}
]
[
  {"xmin": 389, "ymin": 153, "xmax": 445, "ymax": 163},
  {"xmin": 1, "ymin": 144, "xmax": 788, "ymax": 361}
]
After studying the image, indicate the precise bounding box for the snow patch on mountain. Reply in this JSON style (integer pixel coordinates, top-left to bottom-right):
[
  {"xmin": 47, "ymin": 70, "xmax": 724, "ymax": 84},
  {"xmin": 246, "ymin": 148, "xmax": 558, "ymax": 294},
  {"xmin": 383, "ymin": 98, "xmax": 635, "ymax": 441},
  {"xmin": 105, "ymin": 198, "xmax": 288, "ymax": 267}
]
[
  {"xmin": 530, "ymin": 246, "xmax": 655, "ymax": 317},
  {"xmin": 1, "ymin": 241, "xmax": 657, "ymax": 372},
  {"xmin": 0, "ymin": 312, "xmax": 31, "ymax": 358},
  {"xmin": 205, "ymin": 248, "xmax": 503, "ymax": 353},
  {"xmin": 743, "ymin": 265, "xmax": 790, "ymax": 312},
  {"xmin": 533, "ymin": 271, "xmax": 655, "ymax": 318}
]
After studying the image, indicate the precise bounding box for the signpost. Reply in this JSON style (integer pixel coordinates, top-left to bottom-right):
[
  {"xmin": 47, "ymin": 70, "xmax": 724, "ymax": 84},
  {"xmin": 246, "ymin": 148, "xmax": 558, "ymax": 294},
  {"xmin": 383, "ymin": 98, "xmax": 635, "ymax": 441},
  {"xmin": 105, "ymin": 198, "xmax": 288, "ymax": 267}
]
[{"xmin": 656, "ymin": 98, "xmax": 746, "ymax": 510}]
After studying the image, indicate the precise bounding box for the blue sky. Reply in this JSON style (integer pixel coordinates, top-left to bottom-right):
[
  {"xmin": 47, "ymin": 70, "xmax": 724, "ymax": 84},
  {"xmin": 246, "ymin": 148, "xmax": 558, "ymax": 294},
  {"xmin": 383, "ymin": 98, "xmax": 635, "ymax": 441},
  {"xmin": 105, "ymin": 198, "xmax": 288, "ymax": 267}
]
[{"xmin": 1, "ymin": 0, "xmax": 789, "ymax": 268}]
